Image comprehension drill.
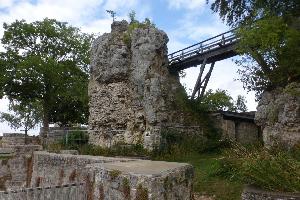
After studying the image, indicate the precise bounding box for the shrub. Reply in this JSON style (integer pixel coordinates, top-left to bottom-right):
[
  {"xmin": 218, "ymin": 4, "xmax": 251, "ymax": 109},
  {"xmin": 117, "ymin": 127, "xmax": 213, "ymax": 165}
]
[
  {"xmin": 212, "ymin": 144, "xmax": 300, "ymax": 192},
  {"xmin": 123, "ymin": 11, "xmax": 155, "ymax": 48},
  {"xmin": 63, "ymin": 130, "xmax": 89, "ymax": 149},
  {"xmin": 152, "ymin": 128, "xmax": 226, "ymax": 160},
  {"xmin": 78, "ymin": 143, "xmax": 149, "ymax": 158}
]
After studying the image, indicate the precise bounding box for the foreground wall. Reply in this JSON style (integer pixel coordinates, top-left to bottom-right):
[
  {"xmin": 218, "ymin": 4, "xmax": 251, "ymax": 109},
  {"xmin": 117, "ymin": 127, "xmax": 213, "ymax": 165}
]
[
  {"xmin": 0, "ymin": 145, "xmax": 42, "ymax": 190},
  {"xmin": 88, "ymin": 20, "xmax": 185, "ymax": 149},
  {"xmin": 31, "ymin": 152, "xmax": 194, "ymax": 200},
  {"xmin": 30, "ymin": 151, "xmax": 134, "ymax": 187},
  {"xmin": 0, "ymin": 183, "xmax": 86, "ymax": 200},
  {"xmin": 242, "ymin": 186, "xmax": 300, "ymax": 200},
  {"xmin": 85, "ymin": 161, "xmax": 194, "ymax": 200}
]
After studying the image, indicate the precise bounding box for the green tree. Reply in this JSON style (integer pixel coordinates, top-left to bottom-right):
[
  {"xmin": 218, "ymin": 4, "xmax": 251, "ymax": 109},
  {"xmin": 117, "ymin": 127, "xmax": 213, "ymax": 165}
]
[
  {"xmin": 198, "ymin": 89, "xmax": 247, "ymax": 112},
  {"xmin": 209, "ymin": 0, "xmax": 300, "ymax": 97},
  {"xmin": 235, "ymin": 95, "xmax": 247, "ymax": 112},
  {"xmin": 0, "ymin": 18, "xmax": 93, "ymax": 134},
  {"xmin": 0, "ymin": 100, "xmax": 41, "ymax": 141}
]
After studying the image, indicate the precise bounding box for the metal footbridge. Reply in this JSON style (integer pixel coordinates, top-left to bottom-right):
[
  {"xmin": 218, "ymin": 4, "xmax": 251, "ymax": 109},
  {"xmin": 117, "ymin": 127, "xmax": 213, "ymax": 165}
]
[{"xmin": 168, "ymin": 29, "xmax": 238, "ymax": 99}]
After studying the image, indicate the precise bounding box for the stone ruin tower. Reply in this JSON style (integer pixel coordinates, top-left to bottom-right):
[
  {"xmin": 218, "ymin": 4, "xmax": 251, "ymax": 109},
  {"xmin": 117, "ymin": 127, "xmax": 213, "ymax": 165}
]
[{"xmin": 88, "ymin": 21, "xmax": 183, "ymax": 149}]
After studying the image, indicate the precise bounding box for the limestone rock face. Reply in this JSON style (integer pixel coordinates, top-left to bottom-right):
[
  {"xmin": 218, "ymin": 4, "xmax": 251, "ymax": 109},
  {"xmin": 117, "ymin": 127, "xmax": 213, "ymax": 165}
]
[
  {"xmin": 255, "ymin": 83, "xmax": 300, "ymax": 148},
  {"xmin": 88, "ymin": 21, "xmax": 181, "ymax": 149}
]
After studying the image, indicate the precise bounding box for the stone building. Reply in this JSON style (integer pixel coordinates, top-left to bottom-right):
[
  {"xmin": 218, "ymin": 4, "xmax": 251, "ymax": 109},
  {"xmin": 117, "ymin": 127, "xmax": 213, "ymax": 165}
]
[
  {"xmin": 88, "ymin": 21, "xmax": 187, "ymax": 149},
  {"xmin": 212, "ymin": 111, "xmax": 261, "ymax": 144}
]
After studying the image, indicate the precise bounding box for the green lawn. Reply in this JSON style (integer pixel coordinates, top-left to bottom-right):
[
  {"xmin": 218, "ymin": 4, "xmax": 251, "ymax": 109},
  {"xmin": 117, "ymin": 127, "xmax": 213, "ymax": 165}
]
[{"xmin": 157, "ymin": 152, "xmax": 244, "ymax": 200}]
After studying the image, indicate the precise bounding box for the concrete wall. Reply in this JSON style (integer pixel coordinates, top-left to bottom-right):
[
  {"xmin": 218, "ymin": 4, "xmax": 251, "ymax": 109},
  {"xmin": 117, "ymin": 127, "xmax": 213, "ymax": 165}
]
[
  {"xmin": 0, "ymin": 183, "xmax": 86, "ymax": 200},
  {"xmin": 242, "ymin": 186, "xmax": 300, "ymax": 200}
]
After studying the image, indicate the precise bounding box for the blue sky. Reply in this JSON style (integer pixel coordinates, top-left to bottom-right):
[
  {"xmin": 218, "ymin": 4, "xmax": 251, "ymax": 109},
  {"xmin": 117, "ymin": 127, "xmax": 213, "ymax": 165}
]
[{"xmin": 0, "ymin": 0, "xmax": 257, "ymax": 134}]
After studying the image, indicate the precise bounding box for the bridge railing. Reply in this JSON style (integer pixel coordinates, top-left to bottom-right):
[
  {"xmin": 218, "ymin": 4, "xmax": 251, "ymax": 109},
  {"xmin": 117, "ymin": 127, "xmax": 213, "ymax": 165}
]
[{"xmin": 168, "ymin": 29, "xmax": 238, "ymax": 65}]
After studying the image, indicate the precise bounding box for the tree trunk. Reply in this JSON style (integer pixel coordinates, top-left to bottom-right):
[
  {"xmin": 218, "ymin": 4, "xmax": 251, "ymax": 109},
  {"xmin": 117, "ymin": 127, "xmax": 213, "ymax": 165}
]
[
  {"xmin": 42, "ymin": 102, "xmax": 50, "ymax": 138},
  {"xmin": 25, "ymin": 129, "xmax": 28, "ymax": 145}
]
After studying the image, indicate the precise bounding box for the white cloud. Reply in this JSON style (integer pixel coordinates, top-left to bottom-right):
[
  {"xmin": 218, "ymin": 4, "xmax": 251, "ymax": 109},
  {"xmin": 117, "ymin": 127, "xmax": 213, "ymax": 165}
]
[
  {"xmin": 166, "ymin": 0, "xmax": 206, "ymax": 10},
  {"xmin": 103, "ymin": 0, "xmax": 137, "ymax": 11},
  {"xmin": 0, "ymin": 0, "xmax": 14, "ymax": 8},
  {"xmin": 81, "ymin": 18, "xmax": 111, "ymax": 35}
]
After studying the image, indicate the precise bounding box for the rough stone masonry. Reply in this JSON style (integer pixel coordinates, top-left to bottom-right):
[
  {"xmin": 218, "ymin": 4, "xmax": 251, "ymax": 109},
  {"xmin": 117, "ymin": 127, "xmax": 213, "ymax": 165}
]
[
  {"xmin": 89, "ymin": 20, "xmax": 184, "ymax": 149},
  {"xmin": 255, "ymin": 82, "xmax": 300, "ymax": 148}
]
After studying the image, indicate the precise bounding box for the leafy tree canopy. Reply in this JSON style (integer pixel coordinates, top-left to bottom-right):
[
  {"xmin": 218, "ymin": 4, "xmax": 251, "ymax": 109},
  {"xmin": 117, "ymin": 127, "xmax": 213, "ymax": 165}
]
[
  {"xmin": 0, "ymin": 18, "xmax": 93, "ymax": 129},
  {"xmin": 0, "ymin": 100, "xmax": 41, "ymax": 135},
  {"xmin": 197, "ymin": 89, "xmax": 248, "ymax": 112},
  {"xmin": 209, "ymin": 0, "xmax": 300, "ymax": 97}
]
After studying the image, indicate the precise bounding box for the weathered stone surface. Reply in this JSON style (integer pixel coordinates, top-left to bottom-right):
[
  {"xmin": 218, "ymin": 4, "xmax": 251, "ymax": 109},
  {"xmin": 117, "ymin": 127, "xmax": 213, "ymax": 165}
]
[
  {"xmin": 89, "ymin": 21, "xmax": 183, "ymax": 149},
  {"xmin": 30, "ymin": 152, "xmax": 194, "ymax": 200},
  {"xmin": 0, "ymin": 145, "xmax": 42, "ymax": 191},
  {"xmin": 85, "ymin": 160, "xmax": 194, "ymax": 200},
  {"xmin": 242, "ymin": 185, "xmax": 300, "ymax": 200},
  {"xmin": 255, "ymin": 83, "xmax": 300, "ymax": 147},
  {"xmin": 212, "ymin": 112, "xmax": 260, "ymax": 144},
  {"xmin": 1, "ymin": 133, "xmax": 25, "ymax": 147},
  {"xmin": 0, "ymin": 183, "xmax": 86, "ymax": 200},
  {"xmin": 30, "ymin": 151, "xmax": 135, "ymax": 187}
]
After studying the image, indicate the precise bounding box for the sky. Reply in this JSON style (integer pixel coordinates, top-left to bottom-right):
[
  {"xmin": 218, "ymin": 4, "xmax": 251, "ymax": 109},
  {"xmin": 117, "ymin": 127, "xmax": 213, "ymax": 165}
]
[{"xmin": 0, "ymin": 0, "xmax": 257, "ymax": 135}]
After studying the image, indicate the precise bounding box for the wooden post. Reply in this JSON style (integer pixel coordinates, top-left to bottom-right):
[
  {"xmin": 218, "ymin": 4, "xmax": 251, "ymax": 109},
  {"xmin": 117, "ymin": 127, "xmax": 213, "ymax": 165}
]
[{"xmin": 191, "ymin": 58, "xmax": 207, "ymax": 99}]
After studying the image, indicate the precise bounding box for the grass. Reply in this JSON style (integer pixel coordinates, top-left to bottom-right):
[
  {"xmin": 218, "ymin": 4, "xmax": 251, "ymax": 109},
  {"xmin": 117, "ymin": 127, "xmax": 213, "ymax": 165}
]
[{"xmin": 155, "ymin": 151, "xmax": 244, "ymax": 200}]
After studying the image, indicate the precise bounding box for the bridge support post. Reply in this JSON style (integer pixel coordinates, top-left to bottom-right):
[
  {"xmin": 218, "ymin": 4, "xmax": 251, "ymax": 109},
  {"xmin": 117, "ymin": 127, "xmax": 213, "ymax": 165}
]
[
  {"xmin": 191, "ymin": 58, "xmax": 207, "ymax": 99},
  {"xmin": 191, "ymin": 61, "xmax": 215, "ymax": 100},
  {"xmin": 199, "ymin": 62, "xmax": 215, "ymax": 98}
]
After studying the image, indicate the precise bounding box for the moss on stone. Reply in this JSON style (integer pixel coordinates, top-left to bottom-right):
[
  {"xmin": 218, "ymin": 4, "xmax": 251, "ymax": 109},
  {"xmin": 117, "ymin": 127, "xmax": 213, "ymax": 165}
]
[
  {"xmin": 109, "ymin": 169, "xmax": 121, "ymax": 179},
  {"xmin": 135, "ymin": 184, "xmax": 148, "ymax": 200},
  {"xmin": 122, "ymin": 177, "xmax": 131, "ymax": 199}
]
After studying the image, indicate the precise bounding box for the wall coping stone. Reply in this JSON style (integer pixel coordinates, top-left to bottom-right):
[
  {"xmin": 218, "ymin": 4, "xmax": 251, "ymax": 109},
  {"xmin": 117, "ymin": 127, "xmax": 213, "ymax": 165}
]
[
  {"xmin": 87, "ymin": 160, "xmax": 192, "ymax": 177},
  {"xmin": 35, "ymin": 151, "xmax": 138, "ymax": 163},
  {"xmin": 243, "ymin": 185, "xmax": 300, "ymax": 199}
]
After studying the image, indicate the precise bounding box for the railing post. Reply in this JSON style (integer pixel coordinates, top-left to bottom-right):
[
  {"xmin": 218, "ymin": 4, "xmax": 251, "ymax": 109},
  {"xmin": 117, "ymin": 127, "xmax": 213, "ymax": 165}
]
[
  {"xmin": 221, "ymin": 35, "xmax": 225, "ymax": 45},
  {"xmin": 198, "ymin": 43, "xmax": 203, "ymax": 53},
  {"xmin": 181, "ymin": 50, "xmax": 184, "ymax": 59}
]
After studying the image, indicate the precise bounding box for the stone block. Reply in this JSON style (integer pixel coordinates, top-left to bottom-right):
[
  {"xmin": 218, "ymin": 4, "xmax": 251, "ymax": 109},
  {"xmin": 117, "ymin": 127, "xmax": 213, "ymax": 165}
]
[{"xmin": 86, "ymin": 160, "xmax": 194, "ymax": 200}]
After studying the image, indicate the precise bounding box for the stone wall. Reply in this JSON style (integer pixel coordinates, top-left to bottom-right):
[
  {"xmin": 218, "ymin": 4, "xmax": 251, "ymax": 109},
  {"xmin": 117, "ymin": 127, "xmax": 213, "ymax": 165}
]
[
  {"xmin": 242, "ymin": 185, "xmax": 300, "ymax": 200},
  {"xmin": 0, "ymin": 145, "xmax": 42, "ymax": 190},
  {"xmin": 30, "ymin": 151, "xmax": 135, "ymax": 187},
  {"xmin": 1, "ymin": 133, "xmax": 25, "ymax": 147},
  {"xmin": 255, "ymin": 83, "xmax": 300, "ymax": 148},
  {"xmin": 85, "ymin": 160, "xmax": 193, "ymax": 200},
  {"xmin": 88, "ymin": 21, "xmax": 185, "ymax": 150},
  {"xmin": 212, "ymin": 113, "xmax": 260, "ymax": 144},
  {"xmin": 0, "ymin": 182, "xmax": 86, "ymax": 200},
  {"xmin": 30, "ymin": 152, "xmax": 194, "ymax": 200}
]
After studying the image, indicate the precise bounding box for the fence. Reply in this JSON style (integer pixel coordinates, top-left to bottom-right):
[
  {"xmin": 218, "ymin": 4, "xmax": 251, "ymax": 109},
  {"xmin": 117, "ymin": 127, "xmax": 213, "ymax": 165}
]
[{"xmin": 0, "ymin": 183, "xmax": 86, "ymax": 200}]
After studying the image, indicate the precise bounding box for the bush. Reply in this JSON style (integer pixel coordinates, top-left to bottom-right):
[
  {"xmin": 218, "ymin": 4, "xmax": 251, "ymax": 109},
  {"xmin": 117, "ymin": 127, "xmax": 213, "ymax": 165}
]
[
  {"xmin": 212, "ymin": 144, "xmax": 300, "ymax": 192},
  {"xmin": 78, "ymin": 143, "xmax": 149, "ymax": 158},
  {"xmin": 152, "ymin": 128, "xmax": 227, "ymax": 160}
]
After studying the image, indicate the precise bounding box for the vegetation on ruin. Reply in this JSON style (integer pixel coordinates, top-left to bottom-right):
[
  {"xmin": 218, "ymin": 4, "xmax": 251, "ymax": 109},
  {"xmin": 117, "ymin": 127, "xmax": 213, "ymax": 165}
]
[
  {"xmin": 123, "ymin": 11, "xmax": 155, "ymax": 48},
  {"xmin": 212, "ymin": 143, "xmax": 300, "ymax": 193},
  {"xmin": 0, "ymin": 18, "xmax": 93, "ymax": 131},
  {"xmin": 109, "ymin": 170, "xmax": 122, "ymax": 179}
]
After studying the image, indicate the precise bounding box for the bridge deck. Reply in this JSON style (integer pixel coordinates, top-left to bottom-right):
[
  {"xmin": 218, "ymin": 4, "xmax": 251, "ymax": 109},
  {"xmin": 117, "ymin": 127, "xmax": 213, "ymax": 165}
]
[{"xmin": 168, "ymin": 30, "xmax": 238, "ymax": 71}]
